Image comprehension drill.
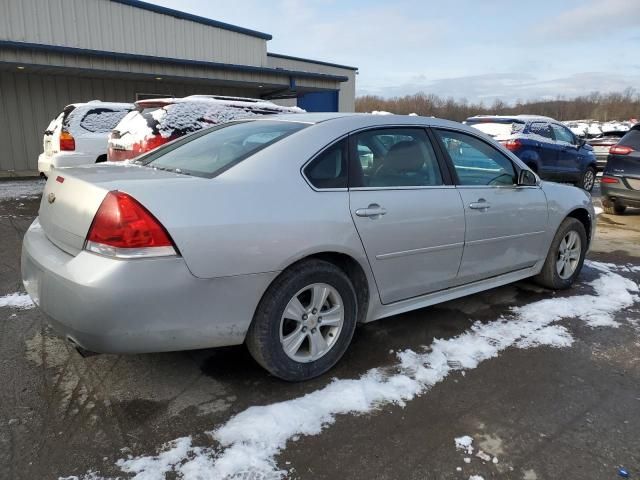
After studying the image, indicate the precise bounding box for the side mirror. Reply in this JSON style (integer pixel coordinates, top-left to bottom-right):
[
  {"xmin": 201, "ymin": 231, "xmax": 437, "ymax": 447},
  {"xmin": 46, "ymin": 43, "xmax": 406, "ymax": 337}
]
[
  {"xmin": 577, "ymin": 137, "xmax": 586, "ymax": 148},
  {"xmin": 518, "ymin": 169, "xmax": 538, "ymax": 186}
]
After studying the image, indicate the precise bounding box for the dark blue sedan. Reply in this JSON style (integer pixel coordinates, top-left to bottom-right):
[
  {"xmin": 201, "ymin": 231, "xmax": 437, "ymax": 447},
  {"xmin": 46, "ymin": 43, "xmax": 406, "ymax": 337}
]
[{"xmin": 466, "ymin": 115, "xmax": 598, "ymax": 191}]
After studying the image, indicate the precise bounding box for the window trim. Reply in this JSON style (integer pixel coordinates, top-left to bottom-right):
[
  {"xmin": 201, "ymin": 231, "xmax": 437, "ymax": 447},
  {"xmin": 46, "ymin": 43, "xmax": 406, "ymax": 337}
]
[
  {"xmin": 300, "ymin": 135, "xmax": 350, "ymax": 192},
  {"xmin": 347, "ymin": 126, "xmax": 452, "ymax": 189},
  {"xmin": 432, "ymin": 127, "xmax": 524, "ymax": 188}
]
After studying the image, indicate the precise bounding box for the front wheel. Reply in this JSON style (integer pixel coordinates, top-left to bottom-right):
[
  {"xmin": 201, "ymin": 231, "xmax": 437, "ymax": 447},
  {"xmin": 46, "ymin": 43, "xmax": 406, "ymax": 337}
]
[
  {"xmin": 534, "ymin": 218, "xmax": 587, "ymax": 289},
  {"xmin": 578, "ymin": 167, "xmax": 596, "ymax": 192},
  {"xmin": 246, "ymin": 259, "xmax": 357, "ymax": 381}
]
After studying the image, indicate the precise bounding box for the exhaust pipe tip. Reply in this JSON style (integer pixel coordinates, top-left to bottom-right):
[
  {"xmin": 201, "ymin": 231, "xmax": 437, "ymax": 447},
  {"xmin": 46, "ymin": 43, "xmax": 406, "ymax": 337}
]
[{"xmin": 67, "ymin": 337, "xmax": 99, "ymax": 358}]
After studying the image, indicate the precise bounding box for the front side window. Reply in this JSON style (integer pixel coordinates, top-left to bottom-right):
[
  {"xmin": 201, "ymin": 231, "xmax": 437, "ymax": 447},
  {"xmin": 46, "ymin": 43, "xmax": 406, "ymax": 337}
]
[
  {"xmin": 352, "ymin": 128, "xmax": 443, "ymax": 188},
  {"xmin": 435, "ymin": 129, "xmax": 516, "ymax": 186},
  {"xmin": 529, "ymin": 122, "xmax": 553, "ymax": 140},
  {"xmin": 551, "ymin": 124, "xmax": 576, "ymax": 144},
  {"xmin": 141, "ymin": 120, "xmax": 307, "ymax": 178},
  {"xmin": 304, "ymin": 139, "xmax": 348, "ymax": 189}
]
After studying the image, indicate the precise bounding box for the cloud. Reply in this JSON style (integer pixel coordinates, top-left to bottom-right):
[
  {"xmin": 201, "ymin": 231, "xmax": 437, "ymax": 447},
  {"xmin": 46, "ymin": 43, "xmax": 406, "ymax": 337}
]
[{"xmin": 530, "ymin": 0, "xmax": 640, "ymax": 42}]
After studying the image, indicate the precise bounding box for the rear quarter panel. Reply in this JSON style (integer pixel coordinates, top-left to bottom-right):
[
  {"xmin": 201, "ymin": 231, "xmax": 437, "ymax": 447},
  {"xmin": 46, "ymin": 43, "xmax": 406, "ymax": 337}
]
[{"xmin": 539, "ymin": 181, "xmax": 596, "ymax": 250}]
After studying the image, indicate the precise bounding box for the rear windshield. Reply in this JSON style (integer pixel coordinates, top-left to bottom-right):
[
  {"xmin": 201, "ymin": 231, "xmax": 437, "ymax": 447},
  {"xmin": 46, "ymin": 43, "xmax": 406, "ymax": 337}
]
[
  {"xmin": 79, "ymin": 108, "xmax": 131, "ymax": 133},
  {"xmin": 468, "ymin": 121, "xmax": 524, "ymax": 139},
  {"xmin": 618, "ymin": 127, "xmax": 640, "ymax": 149},
  {"xmin": 141, "ymin": 120, "xmax": 307, "ymax": 178}
]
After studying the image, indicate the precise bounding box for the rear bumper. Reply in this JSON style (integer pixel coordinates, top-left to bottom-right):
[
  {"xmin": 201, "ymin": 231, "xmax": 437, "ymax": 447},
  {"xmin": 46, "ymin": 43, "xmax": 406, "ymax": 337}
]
[
  {"xmin": 601, "ymin": 178, "xmax": 640, "ymax": 208},
  {"xmin": 38, "ymin": 152, "xmax": 98, "ymax": 174},
  {"xmin": 21, "ymin": 218, "xmax": 278, "ymax": 354}
]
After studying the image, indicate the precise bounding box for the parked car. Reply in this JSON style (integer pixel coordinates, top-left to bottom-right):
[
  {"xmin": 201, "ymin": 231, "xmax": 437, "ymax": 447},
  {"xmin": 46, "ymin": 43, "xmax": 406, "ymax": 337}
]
[
  {"xmin": 466, "ymin": 115, "xmax": 598, "ymax": 191},
  {"xmin": 22, "ymin": 114, "xmax": 595, "ymax": 381},
  {"xmin": 38, "ymin": 101, "xmax": 133, "ymax": 176},
  {"xmin": 587, "ymin": 131, "xmax": 627, "ymax": 170},
  {"xmin": 107, "ymin": 95, "xmax": 303, "ymax": 161},
  {"xmin": 601, "ymin": 123, "xmax": 640, "ymax": 214}
]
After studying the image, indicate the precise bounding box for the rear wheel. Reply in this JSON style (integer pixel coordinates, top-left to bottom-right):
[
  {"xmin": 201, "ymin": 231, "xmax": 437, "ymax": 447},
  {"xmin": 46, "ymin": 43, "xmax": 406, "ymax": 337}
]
[
  {"xmin": 603, "ymin": 202, "xmax": 626, "ymax": 215},
  {"xmin": 578, "ymin": 166, "xmax": 596, "ymax": 192},
  {"xmin": 246, "ymin": 259, "xmax": 357, "ymax": 381},
  {"xmin": 534, "ymin": 218, "xmax": 587, "ymax": 289}
]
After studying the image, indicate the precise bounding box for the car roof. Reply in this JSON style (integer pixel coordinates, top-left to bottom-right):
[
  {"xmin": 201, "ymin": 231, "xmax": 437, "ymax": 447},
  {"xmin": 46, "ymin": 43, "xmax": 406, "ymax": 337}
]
[
  {"xmin": 261, "ymin": 112, "xmax": 466, "ymax": 130},
  {"xmin": 65, "ymin": 101, "xmax": 134, "ymax": 110},
  {"xmin": 466, "ymin": 114, "xmax": 556, "ymax": 123}
]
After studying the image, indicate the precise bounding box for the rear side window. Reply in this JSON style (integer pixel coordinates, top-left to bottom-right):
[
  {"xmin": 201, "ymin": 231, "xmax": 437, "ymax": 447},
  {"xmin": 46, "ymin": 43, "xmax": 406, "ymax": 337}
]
[
  {"xmin": 618, "ymin": 127, "xmax": 640, "ymax": 149},
  {"xmin": 529, "ymin": 122, "xmax": 553, "ymax": 140},
  {"xmin": 550, "ymin": 124, "xmax": 576, "ymax": 144},
  {"xmin": 435, "ymin": 129, "xmax": 516, "ymax": 186},
  {"xmin": 80, "ymin": 108, "xmax": 131, "ymax": 133},
  {"xmin": 304, "ymin": 139, "xmax": 348, "ymax": 189},
  {"xmin": 142, "ymin": 120, "xmax": 306, "ymax": 178},
  {"xmin": 352, "ymin": 128, "xmax": 443, "ymax": 188}
]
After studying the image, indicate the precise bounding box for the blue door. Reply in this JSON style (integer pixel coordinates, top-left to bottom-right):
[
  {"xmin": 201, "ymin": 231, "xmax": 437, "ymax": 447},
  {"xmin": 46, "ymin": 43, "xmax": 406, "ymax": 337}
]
[{"xmin": 298, "ymin": 91, "xmax": 339, "ymax": 112}]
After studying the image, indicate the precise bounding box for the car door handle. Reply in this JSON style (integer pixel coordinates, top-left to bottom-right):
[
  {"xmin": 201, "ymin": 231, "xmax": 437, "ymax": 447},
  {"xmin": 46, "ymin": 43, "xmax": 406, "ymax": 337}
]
[
  {"xmin": 469, "ymin": 199, "xmax": 491, "ymax": 210},
  {"xmin": 355, "ymin": 204, "xmax": 387, "ymax": 218}
]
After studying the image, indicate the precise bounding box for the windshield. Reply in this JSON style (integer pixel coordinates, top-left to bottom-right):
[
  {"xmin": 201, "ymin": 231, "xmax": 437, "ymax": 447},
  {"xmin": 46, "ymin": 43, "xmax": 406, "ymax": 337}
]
[{"xmin": 141, "ymin": 120, "xmax": 308, "ymax": 178}]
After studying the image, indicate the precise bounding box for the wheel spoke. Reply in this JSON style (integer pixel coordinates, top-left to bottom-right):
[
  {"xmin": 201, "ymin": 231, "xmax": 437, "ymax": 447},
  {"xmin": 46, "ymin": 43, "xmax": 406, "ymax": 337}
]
[
  {"xmin": 309, "ymin": 330, "xmax": 328, "ymax": 357},
  {"xmin": 567, "ymin": 232, "xmax": 577, "ymax": 249},
  {"xmin": 282, "ymin": 328, "xmax": 307, "ymax": 356},
  {"xmin": 559, "ymin": 238, "xmax": 567, "ymax": 253},
  {"xmin": 556, "ymin": 259, "xmax": 565, "ymax": 276},
  {"xmin": 568, "ymin": 249, "xmax": 580, "ymax": 260},
  {"xmin": 319, "ymin": 305, "xmax": 343, "ymax": 326},
  {"xmin": 310, "ymin": 285, "xmax": 330, "ymax": 312},
  {"xmin": 284, "ymin": 297, "xmax": 306, "ymax": 322}
]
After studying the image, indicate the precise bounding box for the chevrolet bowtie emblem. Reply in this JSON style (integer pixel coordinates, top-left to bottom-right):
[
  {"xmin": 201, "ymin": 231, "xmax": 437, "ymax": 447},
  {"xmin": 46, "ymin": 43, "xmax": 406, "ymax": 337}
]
[{"xmin": 47, "ymin": 192, "xmax": 56, "ymax": 204}]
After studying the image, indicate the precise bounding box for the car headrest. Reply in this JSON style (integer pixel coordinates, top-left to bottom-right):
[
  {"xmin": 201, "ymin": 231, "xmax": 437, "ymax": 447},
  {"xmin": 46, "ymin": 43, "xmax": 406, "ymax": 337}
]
[{"xmin": 385, "ymin": 141, "xmax": 424, "ymax": 172}]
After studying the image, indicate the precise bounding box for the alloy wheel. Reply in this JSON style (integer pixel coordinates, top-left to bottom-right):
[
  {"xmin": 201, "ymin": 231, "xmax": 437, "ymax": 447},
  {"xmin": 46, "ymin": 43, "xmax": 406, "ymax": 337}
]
[
  {"xmin": 279, "ymin": 283, "xmax": 344, "ymax": 363},
  {"xmin": 556, "ymin": 230, "xmax": 581, "ymax": 280}
]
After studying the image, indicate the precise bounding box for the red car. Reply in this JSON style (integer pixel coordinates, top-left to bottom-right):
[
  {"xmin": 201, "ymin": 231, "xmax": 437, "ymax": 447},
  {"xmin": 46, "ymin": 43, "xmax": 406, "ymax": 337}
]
[{"xmin": 107, "ymin": 95, "xmax": 303, "ymax": 161}]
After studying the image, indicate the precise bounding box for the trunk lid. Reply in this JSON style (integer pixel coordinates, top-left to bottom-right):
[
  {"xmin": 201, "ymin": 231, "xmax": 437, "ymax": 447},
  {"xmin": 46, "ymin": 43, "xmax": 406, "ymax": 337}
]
[{"xmin": 38, "ymin": 164, "xmax": 192, "ymax": 256}]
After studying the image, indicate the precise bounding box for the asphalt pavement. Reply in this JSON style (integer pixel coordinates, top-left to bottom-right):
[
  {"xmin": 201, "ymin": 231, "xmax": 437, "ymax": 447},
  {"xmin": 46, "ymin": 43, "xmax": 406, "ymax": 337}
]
[{"xmin": 0, "ymin": 180, "xmax": 638, "ymax": 480}]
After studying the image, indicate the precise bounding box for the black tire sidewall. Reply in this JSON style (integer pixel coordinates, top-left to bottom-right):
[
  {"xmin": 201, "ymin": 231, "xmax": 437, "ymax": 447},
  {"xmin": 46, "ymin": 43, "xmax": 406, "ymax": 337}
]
[
  {"xmin": 540, "ymin": 218, "xmax": 588, "ymax": 289},
  {"xmin": 247, "ymin": 260, "xmax": 357, "ymax": 381}
]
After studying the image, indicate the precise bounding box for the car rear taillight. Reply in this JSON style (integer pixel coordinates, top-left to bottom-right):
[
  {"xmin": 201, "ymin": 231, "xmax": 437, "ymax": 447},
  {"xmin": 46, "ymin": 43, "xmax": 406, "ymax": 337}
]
[
  {"xmin": 503, "ymin": 139, "xmax": 522, "ymax": 152},
  {"xmin": 601, "ymin": 176, "xmax": 620, "ymax": 184},
  {"xmin": 85, "ymin": 191, "xmax": 177, "ymax": 258},
  {"xmin": 59, "ymin": 130, "xmax": 75, "ymax": 151},
  {"xmin": 609, "ymin": 145, "xmax": 634, "ymax": 155},
  {"xmin": 131, "ymin": 134, "xmax": 174, "ymax": 157}
]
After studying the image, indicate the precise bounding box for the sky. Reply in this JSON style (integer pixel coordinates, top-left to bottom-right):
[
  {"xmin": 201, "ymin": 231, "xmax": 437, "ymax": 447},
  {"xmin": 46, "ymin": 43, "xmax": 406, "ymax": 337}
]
[{"xmin": 154, "ymin": 0, "xmax": 640, "ymax": 104}]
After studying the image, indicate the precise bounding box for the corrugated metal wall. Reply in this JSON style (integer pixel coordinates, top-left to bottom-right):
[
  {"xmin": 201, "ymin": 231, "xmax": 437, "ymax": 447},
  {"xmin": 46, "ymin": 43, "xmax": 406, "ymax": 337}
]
[
  {"xmin": 0, "ymin": 0, "xmax": 268, "ymax": 66},
  {"xmin": 0, "ymin": 71, "xmax": 255, "ymax": 174}
]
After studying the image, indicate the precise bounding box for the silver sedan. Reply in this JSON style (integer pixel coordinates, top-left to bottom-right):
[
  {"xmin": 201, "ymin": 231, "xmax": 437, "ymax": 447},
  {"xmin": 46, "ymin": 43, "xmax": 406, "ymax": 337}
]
[{"xmin": 22, "ymin": 113, "xmax": 596, "ymax": 381}]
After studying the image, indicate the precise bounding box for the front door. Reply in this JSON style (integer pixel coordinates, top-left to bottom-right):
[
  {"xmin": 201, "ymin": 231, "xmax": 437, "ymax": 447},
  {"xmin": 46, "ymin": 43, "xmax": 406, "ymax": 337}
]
[
  {"xmin": 551, "ymin": 123, "xmax": 580, "ymax": 179},
  {"xmin": 349, "ymin": 127, "xmax": 466, "ymax": 304},
  {"xmin": 434, "ymin": 128, "xmax": 548, "ymax": 283}
]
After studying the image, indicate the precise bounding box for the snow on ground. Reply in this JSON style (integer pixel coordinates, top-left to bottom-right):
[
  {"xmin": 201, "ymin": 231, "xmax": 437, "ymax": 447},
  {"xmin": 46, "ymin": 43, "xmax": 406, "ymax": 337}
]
[
  {"xmin": 455, "ymin": 435, "xmax": 474, "ymax": 455},
  {"xmin": 0, "ymin": 292, "xmax": 35, "ymax": 310},
  {"xmin": 594, "ymin": 206, "xmax": 603, "ymax": 215},
  {"xmin": 76, "ymin": 262, "xmax": 639, "ymax": 480},
  {"xmin": 0, "ymin": 179, "xmax": 45, "ymax": 200}
]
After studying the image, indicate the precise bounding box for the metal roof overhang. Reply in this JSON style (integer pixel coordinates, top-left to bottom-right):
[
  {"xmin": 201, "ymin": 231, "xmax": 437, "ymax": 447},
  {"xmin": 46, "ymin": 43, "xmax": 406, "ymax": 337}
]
[{"xmin": 0, "ymin": 41, "xmax": 349, "ymax": 83}]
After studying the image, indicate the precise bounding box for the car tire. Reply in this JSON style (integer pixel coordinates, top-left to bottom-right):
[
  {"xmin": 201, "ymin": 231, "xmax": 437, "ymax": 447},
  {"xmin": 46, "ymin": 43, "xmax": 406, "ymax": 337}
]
[
  {"xmin": 578, "ymin": 166, "xmax": 596, "ymax": 192},
  {"xmin": 246, "ymin": 259, "xmax": 358, "ymax": 381},
  {"xmin": 603, "ymin": 203, "xmax": 626, "ymax": 215},
  {"xmin": 534, "ymin": 217, "xmax": 587, "ymax": 290}
]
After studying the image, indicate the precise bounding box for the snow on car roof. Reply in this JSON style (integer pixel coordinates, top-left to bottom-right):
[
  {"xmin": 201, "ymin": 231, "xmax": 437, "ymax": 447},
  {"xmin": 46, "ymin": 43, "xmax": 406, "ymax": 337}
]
[
  {"xmin": 134, "ymin": 95, "xmax": 304, "ymax": 113},
  {"xmin": 65, "ymin": 101, "xmax": 134, "ymax": 110},
  {"xmin": 467, "ymin": 114, "xmax": 556, "ymax": 123}
]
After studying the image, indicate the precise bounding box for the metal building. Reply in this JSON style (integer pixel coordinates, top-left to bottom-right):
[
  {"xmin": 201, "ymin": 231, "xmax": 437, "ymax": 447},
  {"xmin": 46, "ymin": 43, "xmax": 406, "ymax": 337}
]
[{"xmin": 0, "ymin": 0, "xmax": 357, "ymax": 176}]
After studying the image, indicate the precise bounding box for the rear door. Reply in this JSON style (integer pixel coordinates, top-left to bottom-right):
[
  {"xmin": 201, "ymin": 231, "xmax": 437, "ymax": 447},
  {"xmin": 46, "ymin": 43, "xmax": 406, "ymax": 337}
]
[
  {"xmin": 550, "ymin": 123, "xmax": 580, "ymax": 179},
  {"xmin": 433, "ymin": 128, "xmax": 548, "ymax": 284},
  {"xmin": 528, "ymin": 122, "xmax": 557, "ymax": 177},
  {"xmin": 348, "ymin": 127, "xmax": 465, "ymax": 304}
]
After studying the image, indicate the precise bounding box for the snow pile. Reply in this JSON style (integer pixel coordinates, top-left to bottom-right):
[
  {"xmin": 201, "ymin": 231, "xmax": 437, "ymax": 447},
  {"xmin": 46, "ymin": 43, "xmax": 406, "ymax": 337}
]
[
  {"xmin": 0, "ymin": 179, "xmax": 44, "ymax": 200},
  {"xmin": 94, "ymin": 263, "xmax": 639, "ymax": 480},
  {"xmin": 455, "ymin": 435, "xmax": 474, "ymax": 455},
  {"xmin": 564, "ymin": 119, "xmax": 635, "ymax": 138},
  {"xmin": 0, "ymin": 292, "xmax": 34, "ymax": 310}
]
